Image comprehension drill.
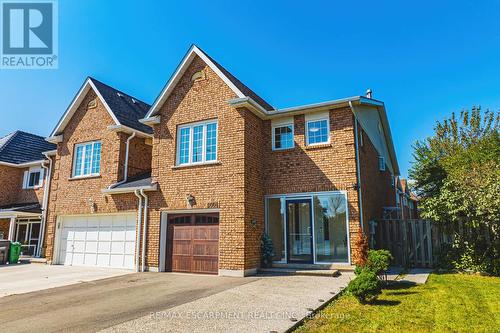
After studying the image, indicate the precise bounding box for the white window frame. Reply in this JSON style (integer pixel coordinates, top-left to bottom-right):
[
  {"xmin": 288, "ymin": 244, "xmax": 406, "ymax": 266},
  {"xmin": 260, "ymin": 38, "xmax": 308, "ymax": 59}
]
[
  {"xmin": 23, "ymin": 166, "xmax": 44, "ymax": 189},
  {"xmin": 305, "ymin": 111, "xmax": 331, "ymax": 146},
  {"xmin": 272, "ymin": 123, "xmax": 294, "ymax": 151},
  {"xmin": 176, "ymin": 119, "xmax": 218, "ymax": 166},
  {"xmin": 72, "ymin": 141, "xmax": 102, "ymax": 178}
]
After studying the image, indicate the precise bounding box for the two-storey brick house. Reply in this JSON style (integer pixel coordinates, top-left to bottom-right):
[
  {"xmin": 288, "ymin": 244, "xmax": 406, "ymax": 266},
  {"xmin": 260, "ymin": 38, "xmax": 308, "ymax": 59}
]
[
  {"xmin": 42, "ymin": 45, "xmax": 400, "ymax": 276},
  {"xmin": 0, "ymin": 131, "xmax": 56, "ymax": 256}
]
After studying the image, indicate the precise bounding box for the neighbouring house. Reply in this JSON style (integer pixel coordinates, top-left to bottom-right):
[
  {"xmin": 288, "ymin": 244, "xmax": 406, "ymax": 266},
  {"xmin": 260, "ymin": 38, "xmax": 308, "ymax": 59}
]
[
  {"xmin": 0, "ymin": 131, "xmax": 56, "ymax": 256},
  {"xmin": 39, "ymin": 45, "xmax": 400, "ymax": 276}
]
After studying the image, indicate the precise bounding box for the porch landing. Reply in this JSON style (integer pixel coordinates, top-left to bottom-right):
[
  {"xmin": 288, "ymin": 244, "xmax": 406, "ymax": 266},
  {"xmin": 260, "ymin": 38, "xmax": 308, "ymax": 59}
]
[{"xmin": 259, "ymin": 267, "xmax": 341, "ymax": 277}]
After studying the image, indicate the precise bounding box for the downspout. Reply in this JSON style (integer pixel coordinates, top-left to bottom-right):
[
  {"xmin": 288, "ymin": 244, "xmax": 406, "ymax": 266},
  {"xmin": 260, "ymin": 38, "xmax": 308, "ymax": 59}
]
[
  {"xmin": 349, "ymin": 101, "xmax": 364, "ymax": 232},
  {"xmin": 38, "ymin": 155, "xmax": 53, "ymax": 257},
  {"xmin": 134, "ymin": 190, "xmax": 143, "ymax": 272},
  {"xmin": 140, "ymin": 189, "xmax": 148, "ymax": 272},
  {"xmin": 109, "ymin": 132, "xmax": 136, "ymax": 189}
]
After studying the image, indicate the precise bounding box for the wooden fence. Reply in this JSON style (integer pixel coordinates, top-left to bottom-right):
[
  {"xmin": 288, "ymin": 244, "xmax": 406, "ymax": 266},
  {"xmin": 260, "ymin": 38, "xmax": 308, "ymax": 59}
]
[{"xmin": 372, "ymin": 219, "xmax": 445, "ymax": 268}]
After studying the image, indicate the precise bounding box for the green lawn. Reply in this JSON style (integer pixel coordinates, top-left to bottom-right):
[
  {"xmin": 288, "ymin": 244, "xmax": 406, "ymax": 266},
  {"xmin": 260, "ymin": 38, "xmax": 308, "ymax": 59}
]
[{"xmin": 296, "ymin": 273, "xmax": 500, "ymax": 332}]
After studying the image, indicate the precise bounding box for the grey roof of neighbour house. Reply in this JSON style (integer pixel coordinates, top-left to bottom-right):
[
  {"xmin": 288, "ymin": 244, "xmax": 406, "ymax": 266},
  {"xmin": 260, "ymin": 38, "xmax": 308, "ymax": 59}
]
[
  {"xmin": 198, "ymin": 48, "xmax": 275, "ymax": 111},
  {"xmin": 0, "ymin": 131, "xmax": 56, "ymax": 165},
  {"xmin": 89, "ymin": 77, "xmax": 153, "ymax": 134},
  {"xmin": 112, "ymin": 172, "xmax": 153, "ymax": 189},
  {"xmin": 0, "ymin": 202, "xmax": 42, "ymax": 214}
]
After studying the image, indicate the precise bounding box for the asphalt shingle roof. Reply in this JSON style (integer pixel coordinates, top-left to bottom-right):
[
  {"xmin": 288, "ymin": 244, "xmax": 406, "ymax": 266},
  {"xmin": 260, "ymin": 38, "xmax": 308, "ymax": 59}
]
[
  {"xmin": 113, "ymin": 172, "xmax": 153, "ymax": 189},
  {"xmin": 90, "ymin": 78, "xmax": 153, "ymax": 134},
  {"xmin": 0, "ymin": 131, "xmax": 56, "ymax": 165},
  {"xmin": 197, "ymin": 47, "xmax": 275, "ymax": 111}
]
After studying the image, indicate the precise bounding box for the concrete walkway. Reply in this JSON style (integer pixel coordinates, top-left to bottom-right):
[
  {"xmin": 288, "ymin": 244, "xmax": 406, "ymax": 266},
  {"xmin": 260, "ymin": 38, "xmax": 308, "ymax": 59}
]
[
  {"xmin": 0, "ymin": 263, "xmax": 131, "ymax": 297},
  {"xmin": 386, "ymin": 267, "xmax": 433, "ymax": 284},
  {"xmin": 102, "ymin": 272, "xmax": 354, "ymax": 333}
]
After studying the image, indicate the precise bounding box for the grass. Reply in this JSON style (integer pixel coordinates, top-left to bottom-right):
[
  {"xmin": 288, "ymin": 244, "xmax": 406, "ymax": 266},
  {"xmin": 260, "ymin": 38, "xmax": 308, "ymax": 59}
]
[{"xmin": 296, "ymin": 273, "xmax": 500, "ymax": 332}]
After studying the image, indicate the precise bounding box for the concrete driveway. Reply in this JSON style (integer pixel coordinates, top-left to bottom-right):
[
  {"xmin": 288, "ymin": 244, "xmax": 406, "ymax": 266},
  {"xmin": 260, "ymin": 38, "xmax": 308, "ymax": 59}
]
[
  {"xmin": 0, "ymin": 268, "xmax": 353, "ymax": 333},
  {"xmin": 0, "ymin": 263, "xmax": 131, "ymax": 297}
]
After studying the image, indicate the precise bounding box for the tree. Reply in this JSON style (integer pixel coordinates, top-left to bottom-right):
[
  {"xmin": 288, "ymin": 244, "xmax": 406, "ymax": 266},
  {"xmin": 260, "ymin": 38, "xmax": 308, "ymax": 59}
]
[{"xmin": 410, "ymin": 107, "xmax": 499, "ymax": 274}]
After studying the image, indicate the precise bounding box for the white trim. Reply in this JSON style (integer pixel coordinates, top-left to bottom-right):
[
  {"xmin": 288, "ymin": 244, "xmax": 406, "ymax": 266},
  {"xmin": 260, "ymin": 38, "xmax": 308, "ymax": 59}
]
[
  {"xmin": 144, "ymin": 45, "xmax": 246, "ymax": 120},
  {"xmin": 305, "ymin": 113, "xmax": 331, "ymax": 146},
  {"xmin": 264, "ymin": 190, "xmax": 351, "ymax": 265},
  {"xmin": 72, "ymin": 141, "xmax": 102, "ymax": 178},
  {"xmin": 23, "ymin": 166, "xmax": 44, "ymax": 189},
  {"xmin": 46, "ymin": 135, "xmax": 63, "ymax": 144},
  {"xmin": 0, "ymin": 160, "xmax": 45, "ymax": 168},
  {"xmin": 101, "ymin": 183, "xmax": 158, "ymax": 195},
  {"xmin": 271, "ymin": 122, "xmax": 295, "ymax": 151},
  {"xmin": 351, "ymin": 101, "xmax": 364, "ymax": 232},
  {"xmin": 107, "ymin": 125, "xmax": 152, "ymax": 138},
  {"xmin": 175, "ymin": 119, "xmax": 218, "ymax": 166},
  {"xmin": 49, "ymin": 78, "xmax": 121, "ymax": 137},
  {"xmin": 139, "ymin": 116, "xmax": 161, "ymax": 125}
]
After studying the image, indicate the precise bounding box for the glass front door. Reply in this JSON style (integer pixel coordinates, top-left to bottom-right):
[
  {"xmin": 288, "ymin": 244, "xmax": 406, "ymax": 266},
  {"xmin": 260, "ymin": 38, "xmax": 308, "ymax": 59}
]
[{"xmin": 286, "ymin": 199, "xmax": 313, "ymax": 263}]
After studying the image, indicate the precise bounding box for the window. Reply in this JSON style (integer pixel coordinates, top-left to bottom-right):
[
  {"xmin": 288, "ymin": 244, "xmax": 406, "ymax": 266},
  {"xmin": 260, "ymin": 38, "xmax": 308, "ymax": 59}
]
[
  {"xmin": 272, "ymin": 124, "xmax": 294, "ymax": 150},
  {"xmin": 306, "ymin": 118, "xmax": 330, "ymax": 145},
  {"xmin": 73, "ymin": 141, "xmax": 101, "ymax": 177},
  {"xmin": 23, "ymin": 167, "xmax": 43, "ymax": 189},
  {"xmin": 176, "ymin": 120, "xmax": 218, "ymax": 166},
  {"xmin": 378, "ymin": 156, "xmax": 386, "ymax": 171}
]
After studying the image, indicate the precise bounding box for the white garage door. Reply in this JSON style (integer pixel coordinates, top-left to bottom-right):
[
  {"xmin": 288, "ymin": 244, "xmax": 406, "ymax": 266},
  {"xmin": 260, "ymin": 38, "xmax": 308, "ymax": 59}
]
[{"xmin": 57, "ymin": 214, "xmax": 136, "ymax": 269}]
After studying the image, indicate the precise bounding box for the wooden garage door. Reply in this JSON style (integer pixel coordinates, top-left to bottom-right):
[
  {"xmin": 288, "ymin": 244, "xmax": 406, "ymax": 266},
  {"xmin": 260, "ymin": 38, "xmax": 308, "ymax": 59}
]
[{"xmin": 167, "ymin": 213, "xmax": 219, "ymax": 274}]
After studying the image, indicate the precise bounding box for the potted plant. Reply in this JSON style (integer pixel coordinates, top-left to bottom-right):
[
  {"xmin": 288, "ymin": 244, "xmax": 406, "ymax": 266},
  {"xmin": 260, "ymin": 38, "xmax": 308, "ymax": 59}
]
[{"xmin": 261, "ymin": 233, "xmax": 275, "ymax": 268}]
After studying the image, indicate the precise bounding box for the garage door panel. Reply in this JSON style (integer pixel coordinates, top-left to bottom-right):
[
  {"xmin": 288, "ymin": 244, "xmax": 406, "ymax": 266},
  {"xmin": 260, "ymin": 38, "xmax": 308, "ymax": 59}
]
[
  {"xmin": 168, "ymin": 214, "xmax": 219, "ymax": 275},
  {"xmin": 58, "ymin": 214, "xmax": 136, "ymax": 270}
]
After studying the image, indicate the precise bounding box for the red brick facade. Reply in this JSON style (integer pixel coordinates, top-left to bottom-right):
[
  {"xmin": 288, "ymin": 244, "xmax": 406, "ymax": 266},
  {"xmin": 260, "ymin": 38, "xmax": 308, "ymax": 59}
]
[
  {"xmin": 43, "ymin": 90, "xmax": 151, "ymax": 259},
  {"xmin": 41, "ymin": 52, "xmax": 398, "ymax": 275},
  {"xmin": 0, "ymin": 165, "xmax": 44, "ymax": 206}
]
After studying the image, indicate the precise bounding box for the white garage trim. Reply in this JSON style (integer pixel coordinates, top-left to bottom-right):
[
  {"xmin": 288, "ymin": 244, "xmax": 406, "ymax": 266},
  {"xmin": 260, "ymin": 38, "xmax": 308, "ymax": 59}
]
[{"xmin": 54, "ymin": 213, "xmax": 137, "ymax": 270}]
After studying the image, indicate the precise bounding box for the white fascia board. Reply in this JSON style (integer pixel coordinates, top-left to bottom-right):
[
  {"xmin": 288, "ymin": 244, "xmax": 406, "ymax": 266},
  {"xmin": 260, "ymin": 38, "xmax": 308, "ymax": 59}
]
[
  {"xmin": 0, "ymin": 211, "xmax": 41, "ymax": 218},
  {"xmin": 49, "ymin": 78, "xmax": 121, "ymax": 137},
  {"xmin": 228, "ymin": 97, "xmax": 270, "ymax": 118},
  {"xmin": 42, "ymin": 150, "xmax": 57, "ymax": 156},
  {"xmin": 107, "ymin": 124, "xmax": 153, "ymax": 138},
  {"xmin": 0, "ymin": 160, "xmax": 46, "ymax": 168},
  {"xmin": 46, "ymin": 135, "xmax": 63, "ymax": 144},
  {"xmin": 144, "ymin": 45, "xmax": 246, "ymax": 120},
  {"xmin": 139, "ymin": 116, "xmax": 161, "ymax": 125},
  {"xmin": 101, "ymin": 183, "xmax": 158, "ymax": 195}
]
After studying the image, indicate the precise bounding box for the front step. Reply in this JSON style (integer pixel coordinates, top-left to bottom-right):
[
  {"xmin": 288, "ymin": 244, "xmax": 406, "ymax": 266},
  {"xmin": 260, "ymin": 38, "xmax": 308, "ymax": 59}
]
[
  {"xmin": 259, "ymin": 267, "xmax": 341, "ymax": 277},
  {"xmin": 271, "ymin": 262, "xmax": 355, "ymax": 272}
]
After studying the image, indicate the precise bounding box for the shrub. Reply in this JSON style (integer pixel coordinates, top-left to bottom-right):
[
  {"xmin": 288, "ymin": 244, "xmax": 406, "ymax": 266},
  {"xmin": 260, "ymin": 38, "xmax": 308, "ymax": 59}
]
[
  {"xmin": 347, "ymin": 270, "xmax": 382, "ymax": 303},
  {"xmin": 365, "ymin": 250, "xmax": 393, "ymax": 275},
  {"xmin": 352, "ymin": 228, "xmax": 369, "ymax": 267},
  {"xmin": 261, "ymin": 233, "xmax": 275, "ymax": 268}
]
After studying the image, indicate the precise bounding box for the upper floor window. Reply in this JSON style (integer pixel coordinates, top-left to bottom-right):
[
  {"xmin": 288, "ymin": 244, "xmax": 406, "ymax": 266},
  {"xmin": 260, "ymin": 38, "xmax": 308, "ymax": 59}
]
[
  {"xmin": 176, "ymin": 120, "xmax": 218, "ymax": 166},
  {"xmin": 378, "ymin": 156, "xmax": 386, "ymax": 171},
  {"xmin": 73, "ymin": 141, "xmax": 101, "ymax": 178},
  {"xmin": 305, "ymin": 112, "xmax": 330, "ymax": 146},
  {"xmin": 272, "ymin": 123, "xmax": 294, "ymax": 150},
  {"xmin": 23, "ymin": 167, "xmax": 43, "ymax": 189}
]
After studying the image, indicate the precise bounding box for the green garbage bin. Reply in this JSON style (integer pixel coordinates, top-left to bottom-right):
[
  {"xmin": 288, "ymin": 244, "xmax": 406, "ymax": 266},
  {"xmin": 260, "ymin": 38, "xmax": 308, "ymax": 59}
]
[{"xmin": 9, "ymin": 242, "xmax": 21, "ymax": 264}]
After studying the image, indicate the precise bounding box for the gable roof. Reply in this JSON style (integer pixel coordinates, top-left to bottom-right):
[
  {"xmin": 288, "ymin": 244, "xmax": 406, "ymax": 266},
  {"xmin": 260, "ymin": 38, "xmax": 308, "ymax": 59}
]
[
  {"xmin": 0, "ymin": 131, "xmax": 56, "ymax": 165},
  {"xmin": 50, "ymin": 77, "xmax": 152, "ymax": 137},
  {"xmin": 144, "ymin": 45, "xmax": 274, "ymax": 119}
]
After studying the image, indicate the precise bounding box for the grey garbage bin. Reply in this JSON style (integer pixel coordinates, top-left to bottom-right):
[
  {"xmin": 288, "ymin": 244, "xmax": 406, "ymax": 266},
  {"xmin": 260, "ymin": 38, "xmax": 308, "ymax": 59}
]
[{"xmin": 0, "ymin": 239, "xmax": 10, "ymax": 265}]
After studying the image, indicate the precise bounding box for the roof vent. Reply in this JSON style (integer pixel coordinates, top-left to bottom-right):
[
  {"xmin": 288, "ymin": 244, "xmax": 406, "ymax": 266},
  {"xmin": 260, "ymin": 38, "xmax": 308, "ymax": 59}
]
[
  {"xmin": 132, "ymin": 98, "xmax": 137, "ymax": 104},
  {"xmin": 117, "ymin": 92, "xmax": 123, "ymax": 98},
  {"xmin": 366, "ymin": 89, "xmax": 372, "ymax": 99}
]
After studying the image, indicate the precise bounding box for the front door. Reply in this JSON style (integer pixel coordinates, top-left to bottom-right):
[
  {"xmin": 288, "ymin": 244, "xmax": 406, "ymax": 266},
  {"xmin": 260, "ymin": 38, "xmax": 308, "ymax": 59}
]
[{"xmin": 286, "ymin": 199, "xmax": 313, "ymax": 263}]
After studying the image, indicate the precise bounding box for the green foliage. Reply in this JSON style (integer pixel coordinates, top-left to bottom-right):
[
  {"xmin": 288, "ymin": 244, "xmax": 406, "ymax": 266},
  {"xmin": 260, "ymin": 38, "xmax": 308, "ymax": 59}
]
[
  {"xmin": 260, "ymin": 233, "xmax": 275, "ymax": 268},
  {"xmin": 365, "ymin": 250, "xmax": 393, "ymax": 275},
  {"xmin": 409, "ymin": 107, "xmax": 500, "ymax": 275},
  {"xmin": 355, "ymin": 249, "xmax": 393, "ymax": 276},
  {"xmin": 346, "ymin": 270, "xmax": 382, "ymax": 303}
]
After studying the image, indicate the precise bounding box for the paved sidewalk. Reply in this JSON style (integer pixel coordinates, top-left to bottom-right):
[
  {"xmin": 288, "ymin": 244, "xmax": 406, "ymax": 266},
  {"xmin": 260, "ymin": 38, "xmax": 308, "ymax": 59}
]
[{"xmin": 101, "ymin": 273, "xmax": 355, "ymax": 333}]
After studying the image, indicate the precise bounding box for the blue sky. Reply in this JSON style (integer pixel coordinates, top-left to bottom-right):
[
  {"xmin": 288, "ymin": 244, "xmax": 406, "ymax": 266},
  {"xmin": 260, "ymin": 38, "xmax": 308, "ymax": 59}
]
[{"xmin": 1, "ymin": 0, "xmax": 499, "ymax": 177}]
